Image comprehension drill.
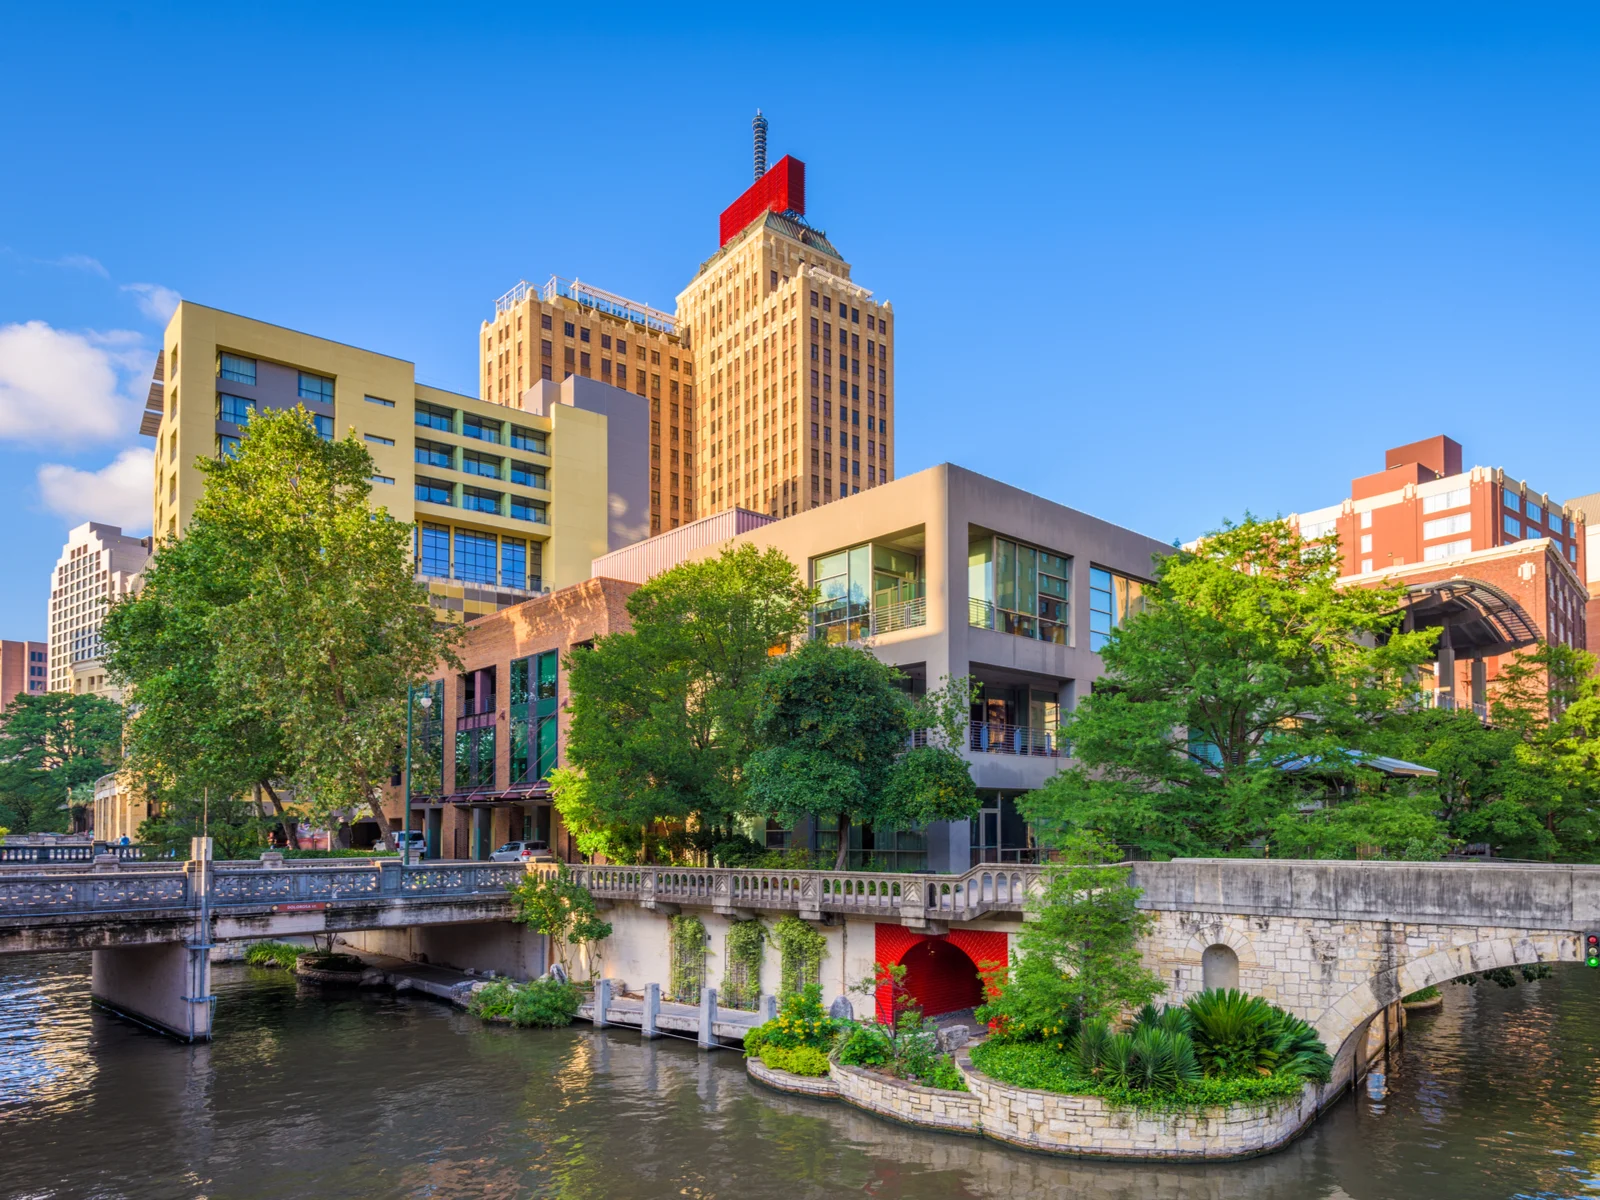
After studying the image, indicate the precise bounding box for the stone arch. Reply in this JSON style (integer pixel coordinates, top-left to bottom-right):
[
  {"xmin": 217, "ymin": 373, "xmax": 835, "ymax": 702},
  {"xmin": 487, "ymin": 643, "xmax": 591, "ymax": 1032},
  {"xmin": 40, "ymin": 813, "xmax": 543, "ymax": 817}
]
[
  {"xmin": 1316, "ymin": 931, "xmax": 1580, "ymax": 1071},
  {"xmin": 1202, "ymin": 943, "xmax": 1240, "ymax": 991},
  {"xmin": 1158, "ymin": 917, "xmax": 1262, "ymax": 1004}
]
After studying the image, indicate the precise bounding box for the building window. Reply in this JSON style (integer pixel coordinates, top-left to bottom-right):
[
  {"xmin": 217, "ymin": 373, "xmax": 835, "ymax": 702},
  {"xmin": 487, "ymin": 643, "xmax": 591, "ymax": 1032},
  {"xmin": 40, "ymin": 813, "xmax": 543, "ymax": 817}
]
[
  {"xmin": 419, "ymin": 523, "xmax": 450, "ymax": 576},
  {"xmin": 313, "ymin": 414, "xmax": 334, "ymax": 440},
  {"xmin": 461, "ymin": 449, "xmax": 502, "ymax": 480},
  {"xmin": 510, "ymin": 650, "xmax": 560, "ymax": 786},
  {"xmin": 1423, "ymin": 513, "xmax": 1471, "ymax": 540},
  {"xmin": 968, "ymin": 533, "xmax": 1073, "ymax": 644},
  {"xmin": 810, "ymin": 542, "xmax": 924, "ymax": 642},
  {"xmin": 219, "ymin": 353, "xmax": 256, "ymax": 385},
  {"xmin": 298, "ymin": 372, "xmax": 334, "ymax": 404},
  {"xmin": 416, "ymin": 402, "xmax": 454, "ymax": 433},
  {"xmin": 1504, "ymin": 514, "xmax": 1522, "ymax": 538},
  {"xmin": 461, "ymin": 486, "xmax": 502, "ymax": 515},
  {"xmin": 415, "ymin": 439, "xmax": 452, "ymax": 469},
  {"xmin": 511, "ymin": 425, "xmax": 547, "ymax": 454},
  {"xmin": 217, "ymin": 434, "xmax": 241, "ymax": 459},
  {"xmin": 1503, "ymin": 488, "xmax": 1521, "ymax": 512},
  {"xmin": 218, "ymin": 393, "xmax": 255, "ymax": 425},
  {"xmin": 364, "ymin": 433, "xmax": 395, "ymax": 446},
  {"xmin": 451, "ymin": 528, "xmax": 497, "ymax": 583},
  {"xmin": 1088, "ymin": 566, "xmax": 1145, "ymax": 653},
  {"xmin": 415, "ymin": 477, "xmax": 452, "ymax": 506},
  {"xmin": 1526, "ymin": 503, "xmax": 1545, "ymax": 526},
  {"xmin": 1424, "ymin": 538, "xmax": 1473, "ymax": 561},
  {"xmin": 370, "ymin": 474, "xmax": 394, "ymax": 485},
  {"xmin": 462, "ymin": 415, "xmax": 502, "ymax": 444},
  {"xmin": 1422, "ymin": 486, "xmax": 1469, "ymax": 514},
  {"xmin": 501, "ymin": 537, "xmax": 527, "ymax": 589},
  {"xmin": 365, "ymin": 395, "xmax": 396, "ymax": 408},
  {"xmin": 510, "ymin": 461, "xmax": 546, "ymax": 489},
  {"xmin": 510, "ymin": 497, "xmax": 548, "ymax": 524}
]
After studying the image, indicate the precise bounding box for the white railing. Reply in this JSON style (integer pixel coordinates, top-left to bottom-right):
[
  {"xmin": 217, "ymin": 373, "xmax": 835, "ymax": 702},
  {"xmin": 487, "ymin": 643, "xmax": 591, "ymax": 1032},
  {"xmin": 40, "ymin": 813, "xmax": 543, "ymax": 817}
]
[
  {"xmin": 871, "ymin": 595, "xmax": 926, "ymax": 635},
  {"xmin": 1424, "ymin": 689, "xmax": 1489, "ymax": 722},
  {"xmin": 968, "ymin": 720, "xmax": 1065, "ymax": 758},
  {"xmin": 540, "ymin": 276, "xmax": 677, "ymax": 335}
]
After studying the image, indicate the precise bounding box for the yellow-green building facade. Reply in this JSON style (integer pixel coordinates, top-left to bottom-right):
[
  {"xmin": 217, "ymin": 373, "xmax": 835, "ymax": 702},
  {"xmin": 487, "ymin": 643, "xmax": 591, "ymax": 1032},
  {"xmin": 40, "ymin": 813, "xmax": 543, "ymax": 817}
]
[{"xmin": 145, "ymin": 302, "xmax": 634, "ymax": 620}]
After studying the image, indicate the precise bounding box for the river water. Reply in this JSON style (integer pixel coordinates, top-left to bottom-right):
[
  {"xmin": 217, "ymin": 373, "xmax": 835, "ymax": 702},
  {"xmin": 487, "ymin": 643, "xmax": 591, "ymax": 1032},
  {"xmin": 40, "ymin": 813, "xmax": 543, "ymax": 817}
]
[{"xmin": 3, "ymin": 954, "xmax": 1599, "ymax": 1199}]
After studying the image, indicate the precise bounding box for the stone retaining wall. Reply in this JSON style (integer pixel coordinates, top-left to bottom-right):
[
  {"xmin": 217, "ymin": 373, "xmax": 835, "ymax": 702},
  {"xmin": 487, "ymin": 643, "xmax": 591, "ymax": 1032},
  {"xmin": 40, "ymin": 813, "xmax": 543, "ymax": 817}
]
[
  {"xmin": 955, "ymin": 1052, "xmax": 1326, "ymax": 1160},
  {"xmin": 829, "ymin": 1062, "xmax": 983, "ymax": 1134},
  {"xmin": 746, "ymin": 1056, "xmax": 839, "ymax": 1099},
  {"xmin": 745, "ymin": 1050, "xmax": 1328, "ymax": 1161}
]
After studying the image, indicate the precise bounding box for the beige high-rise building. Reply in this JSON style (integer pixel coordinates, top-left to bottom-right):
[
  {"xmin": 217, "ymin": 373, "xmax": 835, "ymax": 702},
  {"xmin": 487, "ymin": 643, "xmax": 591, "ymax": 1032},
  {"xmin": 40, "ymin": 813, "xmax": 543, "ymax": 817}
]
[
  {"xmin": 677, "ymin": 117, "xmax": 895, "ymax": 520},
  {"xmin": 481, "ymin": 278, "xmax": 696, "ymax": 535},
  {"xmin": 47, "ymin": 522, "xmax": 150, "ymax": 697}
]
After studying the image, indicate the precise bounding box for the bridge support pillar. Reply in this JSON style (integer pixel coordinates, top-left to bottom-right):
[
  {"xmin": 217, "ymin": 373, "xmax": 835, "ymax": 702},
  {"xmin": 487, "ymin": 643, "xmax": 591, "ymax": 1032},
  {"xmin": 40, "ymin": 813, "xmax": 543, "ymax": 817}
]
[
  {"xmin": 593, "ymin": 977, "xmax": 612, "ymax": 1028},
  {"xmin": 91, "ymin": 940, "xmax": 213, "ymax": 1042}
]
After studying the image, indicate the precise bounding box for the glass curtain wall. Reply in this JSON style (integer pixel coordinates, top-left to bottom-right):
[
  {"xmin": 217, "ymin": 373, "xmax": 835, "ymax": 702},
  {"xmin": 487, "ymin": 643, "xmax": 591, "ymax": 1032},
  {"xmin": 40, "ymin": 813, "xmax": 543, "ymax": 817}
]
[
  {"xmin": 410, "ymin": 679, "xmax": 445, "ymax": 796},
  {"xmin": 509, "ymin": 650, "xmax": 559, "ymax": 784},
  {"xmin": 811, "ymin": 823, "xmax": 927, "ymax": 871},
  {"xmin": 969, "ymin": 532, "xmax": 1071, "ymax": 644}
]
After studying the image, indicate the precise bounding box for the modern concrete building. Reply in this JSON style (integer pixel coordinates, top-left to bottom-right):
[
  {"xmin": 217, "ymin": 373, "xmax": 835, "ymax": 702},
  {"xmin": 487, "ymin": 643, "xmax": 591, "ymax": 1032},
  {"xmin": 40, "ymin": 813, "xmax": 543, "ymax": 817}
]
[
  {"xmin": 595, "ymin": 462, "xmax": 1171, "ymax": 870},
  {"xmin": 144, "ymin": 302, "xmax": 650, "ymax": 621},
  {"xmin": 676, "ymin": 114, "xmax": 895, "ymax": 521},
  {"xmin": 47, "ymin": 523, "xmax": 150, "ymax": 697},
  {"xmin": 480, "ymin": 277, "xmax": 695, "ymax": 536},
  {"xmin": 0, "ymin": 639, "xmax": 48, "ymax": 710},
  {"xmin": 1288, "ymin": 436, "xmax": 1589, "ymax": 710}
]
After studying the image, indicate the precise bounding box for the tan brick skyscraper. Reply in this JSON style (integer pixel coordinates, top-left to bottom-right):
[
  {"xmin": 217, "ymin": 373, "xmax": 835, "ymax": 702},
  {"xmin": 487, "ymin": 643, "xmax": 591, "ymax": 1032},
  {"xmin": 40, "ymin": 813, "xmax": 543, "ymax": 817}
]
[{"xmin": 677, "ymin": 117, "xmax": 894, "ymax": 519}]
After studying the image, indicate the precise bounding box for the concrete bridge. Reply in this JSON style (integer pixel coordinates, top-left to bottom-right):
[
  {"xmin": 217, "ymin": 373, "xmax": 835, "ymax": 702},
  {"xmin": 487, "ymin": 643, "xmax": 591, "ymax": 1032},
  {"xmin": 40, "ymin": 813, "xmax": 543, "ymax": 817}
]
[{"xmin": 2, "ymin": 852, "xmax": 1593, "ymax": 1093}]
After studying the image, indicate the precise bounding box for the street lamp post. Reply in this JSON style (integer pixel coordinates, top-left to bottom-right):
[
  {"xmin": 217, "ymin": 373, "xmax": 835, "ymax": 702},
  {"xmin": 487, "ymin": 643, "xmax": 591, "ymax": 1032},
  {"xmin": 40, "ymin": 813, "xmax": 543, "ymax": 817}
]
[{"xmin": 404, "ymin": 685, "xmax": 434, "ymax": 864}]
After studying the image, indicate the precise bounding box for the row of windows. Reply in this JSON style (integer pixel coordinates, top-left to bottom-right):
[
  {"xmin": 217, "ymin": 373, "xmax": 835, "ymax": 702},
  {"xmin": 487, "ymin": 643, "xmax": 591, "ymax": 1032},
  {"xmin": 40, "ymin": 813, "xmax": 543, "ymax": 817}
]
[
  {"xmin": 417, "ymin": 523, "xmax": 543, "ymax": 590},
  {"xmin": 218, "ymin": 353, "xmax": 333, "ymax": 404},
  {"xmin": 415, "ymin": 402, "xmax": 547, "ymax": 452},
  {"xmin": 807, "ymin": 290, "xmax": 886, "ymax": 333},
  {"xmin": 415, "ymin": 479, "xmax": 547, "ymax": 523}
]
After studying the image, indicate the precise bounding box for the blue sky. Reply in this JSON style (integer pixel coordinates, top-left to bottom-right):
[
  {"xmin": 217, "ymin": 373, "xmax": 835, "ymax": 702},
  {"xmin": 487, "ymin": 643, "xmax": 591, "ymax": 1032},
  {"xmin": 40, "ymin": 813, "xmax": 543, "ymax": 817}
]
[{"xmin": 4, "ymin": 5, "xmax": 1599, "ymax": 640}]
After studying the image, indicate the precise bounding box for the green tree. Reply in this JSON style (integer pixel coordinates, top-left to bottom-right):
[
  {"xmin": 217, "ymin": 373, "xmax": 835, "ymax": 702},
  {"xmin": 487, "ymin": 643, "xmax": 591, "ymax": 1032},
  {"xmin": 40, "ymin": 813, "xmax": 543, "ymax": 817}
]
[
  {"xmin": 745, "ymin": 639, "xmax": 979, "ymax": 868},
  {"xmin": 0, "ymin": 693, "xmax": 122, "ymax": 833},
  {"xmin": 507, "ymin": 864, "xmax": 614, "ymax": 978},
  {"xmin": 103, "ymin": 522, "xmax": 302, "ymax": 846},
  {"xmin": 105, "ymin": 407, "xmax": 456, "ymax": 842},
  {"xmin": 137, "ymin": 790, "xmax": 271, "ymax": 861},
  {"xmin": 561, "ymin": 544, "xmax": 812, "ymax": 857},
  {"xmin": 978, "ymin": 832, "xmax": 1164, "ymax": 1036},
  {"xmin": 1023, "ymin": 518, "xmax": 1438, "ymax": 858}
]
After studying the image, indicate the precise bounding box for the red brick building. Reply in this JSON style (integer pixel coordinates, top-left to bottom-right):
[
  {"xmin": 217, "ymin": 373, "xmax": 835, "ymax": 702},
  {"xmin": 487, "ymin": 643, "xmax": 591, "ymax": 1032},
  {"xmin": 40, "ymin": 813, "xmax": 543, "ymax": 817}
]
[
  {"xmin": 1290, "ymin": 436, "xmax": 1588, "ymax": 712},
  {"xmin": 0, "ymin": 640, "xmax": 47, "ymax": 712},
  {"xmin": 381, "ymin": 577, "xmax": 637, "ymax": 860}
]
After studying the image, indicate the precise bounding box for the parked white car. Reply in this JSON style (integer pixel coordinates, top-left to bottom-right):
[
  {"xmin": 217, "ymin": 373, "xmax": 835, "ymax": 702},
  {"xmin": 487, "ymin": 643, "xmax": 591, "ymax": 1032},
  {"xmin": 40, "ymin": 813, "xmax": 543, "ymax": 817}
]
[
  {"xmin": 489, "ymin": 841, "xmax": 550, "ymax": 863},
  {"xmin": 390, "ymin": 830, "xmax": 426, "ymax": 856}
]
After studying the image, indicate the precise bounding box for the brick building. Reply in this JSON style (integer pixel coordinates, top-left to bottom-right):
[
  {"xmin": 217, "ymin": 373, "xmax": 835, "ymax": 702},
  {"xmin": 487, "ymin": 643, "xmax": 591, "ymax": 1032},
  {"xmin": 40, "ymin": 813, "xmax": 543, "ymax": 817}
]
[
  {"xmin": 0, "ymin": 639, "xmax": 47, "ymax": 711},
  {"xmin": 380, "ymin": 576, "xmax": 637, "ymax": 861},
  {"xmin": 1290, "ymin": 435, "xmax": 1589, "ymax": 713}
]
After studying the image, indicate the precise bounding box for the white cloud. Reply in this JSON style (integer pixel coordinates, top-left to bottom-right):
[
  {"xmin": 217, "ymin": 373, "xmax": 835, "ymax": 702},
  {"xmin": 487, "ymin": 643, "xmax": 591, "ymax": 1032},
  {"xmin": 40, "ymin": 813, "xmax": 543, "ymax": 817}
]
[
  {"xmin": 122, "ymin": 282, "xmax": 180, "ymax": 323},
  {"xmin": 37, "ymin": 447, "xmax": 154, "ymax": 533},
  {"xmin": 53, "ymin": 254, "xmax": 109, "ymax": 277},
  {"xmin": 0, "ymin": 320, "xmax": 146, "ymax": 444}
]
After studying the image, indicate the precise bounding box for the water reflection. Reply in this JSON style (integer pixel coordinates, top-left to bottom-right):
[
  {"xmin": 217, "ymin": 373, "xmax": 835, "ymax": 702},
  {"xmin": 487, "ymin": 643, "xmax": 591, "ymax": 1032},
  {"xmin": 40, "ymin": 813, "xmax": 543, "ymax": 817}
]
[{"xmin": 2, "ymin": 954, "xmax": 1598, "ymax": 1199}]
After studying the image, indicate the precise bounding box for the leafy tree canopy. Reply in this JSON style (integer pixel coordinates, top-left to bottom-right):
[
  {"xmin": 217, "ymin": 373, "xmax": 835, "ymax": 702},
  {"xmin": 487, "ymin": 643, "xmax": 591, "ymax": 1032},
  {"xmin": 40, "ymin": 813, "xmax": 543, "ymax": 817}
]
[
  {"xmin": 560, "ymin": 544, "xmax": 812, "ymax": 854},
  {"xmin": 0, "ymin": 692, "xmax": 122, "ymax": 834},
  {"xmin": 745, "ymin": 639, "xmax": 979, "ymax": 868},
  {"xmin": 1022, "ymin": 518, "xmax": 1438, "ymax": 858},
  {"xmin": 105, "ymin": 406, "xmax": 456, "ymax": 839}
]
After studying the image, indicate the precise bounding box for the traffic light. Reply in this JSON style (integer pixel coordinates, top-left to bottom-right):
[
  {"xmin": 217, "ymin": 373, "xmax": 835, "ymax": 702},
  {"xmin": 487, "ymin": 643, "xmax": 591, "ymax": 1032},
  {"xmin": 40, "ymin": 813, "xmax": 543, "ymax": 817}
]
[{"xmin": 1585, "ymin": 933, "xmax": 1599, "ymax": 969}]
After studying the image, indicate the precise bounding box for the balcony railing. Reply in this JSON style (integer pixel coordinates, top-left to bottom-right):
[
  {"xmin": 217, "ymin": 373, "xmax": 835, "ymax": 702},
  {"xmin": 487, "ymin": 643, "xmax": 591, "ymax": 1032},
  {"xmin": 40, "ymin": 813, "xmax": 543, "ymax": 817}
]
[
  {"xmin": 872, "ymin": 595, "xmax": 926, "ymax": 635},
  {"xmin": 1423, "ymin": 689, "xmax": 1489, "ymax": 722},
  {"xmin": 812, "ymin": 589, "xmax": 927, "ymax": 643},
  {"xmin": 968, "ymin": 720, "xmax": 1066, "ymax": 758},
  {"xmin": 968, "ymin": 598, "xmax": 1067, "ymax": 645}
]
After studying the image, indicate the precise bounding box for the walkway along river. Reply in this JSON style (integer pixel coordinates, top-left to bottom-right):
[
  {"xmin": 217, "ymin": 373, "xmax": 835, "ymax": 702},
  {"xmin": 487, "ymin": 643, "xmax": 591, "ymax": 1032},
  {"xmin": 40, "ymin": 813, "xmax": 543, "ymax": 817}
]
[{"xmin": 3, "ymin": 953, "xmax": 1600, "ymax": 1199}]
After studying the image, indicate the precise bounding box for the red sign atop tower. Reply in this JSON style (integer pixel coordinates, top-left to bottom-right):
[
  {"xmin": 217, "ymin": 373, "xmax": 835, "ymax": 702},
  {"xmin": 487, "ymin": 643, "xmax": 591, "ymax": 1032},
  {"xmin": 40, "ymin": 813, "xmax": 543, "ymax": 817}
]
[{"xmin": 719, "ymin": 156, "xmax": 806, "ymax": 246}]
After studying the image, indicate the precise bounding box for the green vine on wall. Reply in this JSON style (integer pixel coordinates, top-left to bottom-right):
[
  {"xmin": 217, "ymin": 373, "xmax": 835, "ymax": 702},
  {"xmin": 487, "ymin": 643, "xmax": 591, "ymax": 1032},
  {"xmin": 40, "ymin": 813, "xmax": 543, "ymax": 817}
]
[
  {"xmin": 669, "ymin": 914, "xmax": 708, "ymax": 1003},
  {"xmin": 721, "ymin": 919, "xmax": 766, "ymax": 1011},
  {"xmin": 773, "ymin": 915, "xmax": 827, "ymax": 999}
]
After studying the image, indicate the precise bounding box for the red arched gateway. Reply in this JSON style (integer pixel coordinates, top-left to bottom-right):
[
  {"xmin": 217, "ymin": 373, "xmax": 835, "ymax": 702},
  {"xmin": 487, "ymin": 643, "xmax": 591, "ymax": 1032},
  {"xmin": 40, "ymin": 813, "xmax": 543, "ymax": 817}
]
[{"xmin": 874, "ymin": 924, "xmax": 1009, "ymax": 1020}]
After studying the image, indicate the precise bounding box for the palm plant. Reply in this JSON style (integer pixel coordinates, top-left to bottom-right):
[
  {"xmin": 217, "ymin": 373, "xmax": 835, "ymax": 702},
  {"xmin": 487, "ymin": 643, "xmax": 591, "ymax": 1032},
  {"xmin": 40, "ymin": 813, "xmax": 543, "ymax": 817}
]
[
  {"xmin": 1184, "ymin": 988, "xmax": 1278, "ymax": 1076},
  {"xmin": 1127, "ymin": 1026, "xmax": 1202, "ymax": 1091},
  {"xmin": 1263, "ymin": 1009, "xmax": 1334, "ymax": 1083}
]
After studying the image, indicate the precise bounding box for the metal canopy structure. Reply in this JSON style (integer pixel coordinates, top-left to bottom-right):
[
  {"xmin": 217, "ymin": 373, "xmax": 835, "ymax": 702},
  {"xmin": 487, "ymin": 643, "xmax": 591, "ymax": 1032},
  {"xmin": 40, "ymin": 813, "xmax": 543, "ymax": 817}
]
[{"xmin": 1398, "ymin": 578, "xmax": 1541, "ymax": 659}]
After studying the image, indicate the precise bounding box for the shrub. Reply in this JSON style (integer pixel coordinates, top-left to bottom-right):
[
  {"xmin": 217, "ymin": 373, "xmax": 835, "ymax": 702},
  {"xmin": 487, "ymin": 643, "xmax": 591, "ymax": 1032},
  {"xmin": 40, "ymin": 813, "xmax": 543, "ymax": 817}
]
[
  {"xmin": 743, "ymin": 983, "xmax": 837, "ymax": 1056},
  {"xmin": 760, "ymin": 1044, "xmax": 831, "ymax": 1077},
  {"xmin": 835, "ymin": 1021, "xmax": 893, "ymax": 1068},
  {"xmin": 1183, "ymin": 989, "xmax": 1331, "ymax": 1084},
  {"xmin": 467, "ymin": 980, "xmax": 518, "ymax": 1020},
  {"xmin": 923, "ymin": 1056, "xmax": 969, "ymax": 1092},
  {"xmin": 301, "ymin": 952, "xmax": 364, "ymax": 972},
  {"xmin": 971, "ymin": 1041, "xmax": 1306, "ymax": 1113},
  {"xmin": 243, "ymin": 941, "xmax": 303, "ymax": 970},
  {"xmin": 509, "ymin": 977, "xmax": 582, "ymax": 1028},
  {"xmin": 1403, "ymin": 985, "xmax": 1440, "ymax": 1003}
]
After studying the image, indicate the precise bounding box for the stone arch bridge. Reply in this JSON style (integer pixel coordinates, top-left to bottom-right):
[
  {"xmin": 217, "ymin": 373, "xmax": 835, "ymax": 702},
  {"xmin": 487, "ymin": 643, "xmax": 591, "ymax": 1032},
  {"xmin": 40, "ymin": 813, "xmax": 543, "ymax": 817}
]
[{"xmin": 0, "ymin": 854, "xmax": 1592, "ymax": 1082}]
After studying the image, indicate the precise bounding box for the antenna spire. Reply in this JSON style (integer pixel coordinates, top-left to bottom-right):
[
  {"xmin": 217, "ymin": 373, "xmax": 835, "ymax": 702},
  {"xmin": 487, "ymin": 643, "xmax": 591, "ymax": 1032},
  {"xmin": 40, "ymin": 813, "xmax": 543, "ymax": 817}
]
[{"xmin": 753, "ymin": 109, "xmax": 768, "ymax": 180}]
